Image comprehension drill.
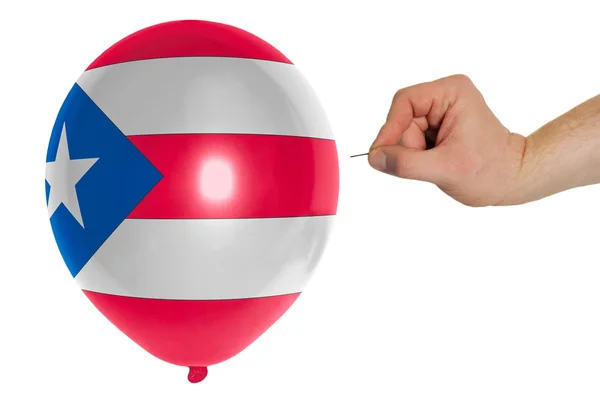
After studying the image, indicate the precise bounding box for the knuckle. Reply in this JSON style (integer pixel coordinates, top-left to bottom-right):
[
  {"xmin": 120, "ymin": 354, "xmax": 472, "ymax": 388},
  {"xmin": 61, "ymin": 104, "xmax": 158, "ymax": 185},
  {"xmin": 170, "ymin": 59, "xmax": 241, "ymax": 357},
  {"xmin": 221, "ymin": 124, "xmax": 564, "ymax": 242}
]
[
  {"xmin": 392, "ymin": 154, "xmax": 414, "ymax": 177},
  {"xmin": 449, "ymin": 74, "xmax": 473, "ymax": 87},
  {"xmin": 392, "ymin": 88, "xmax": 406, "ymax": 103}
]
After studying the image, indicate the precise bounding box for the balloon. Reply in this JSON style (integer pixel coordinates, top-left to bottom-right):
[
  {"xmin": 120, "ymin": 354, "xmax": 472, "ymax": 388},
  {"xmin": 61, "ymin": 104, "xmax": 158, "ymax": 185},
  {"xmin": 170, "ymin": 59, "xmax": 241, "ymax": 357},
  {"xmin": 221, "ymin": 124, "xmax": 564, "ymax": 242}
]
[{"xmin": 45, "ymin": 20, "xmax": 339, "ymax": 383}]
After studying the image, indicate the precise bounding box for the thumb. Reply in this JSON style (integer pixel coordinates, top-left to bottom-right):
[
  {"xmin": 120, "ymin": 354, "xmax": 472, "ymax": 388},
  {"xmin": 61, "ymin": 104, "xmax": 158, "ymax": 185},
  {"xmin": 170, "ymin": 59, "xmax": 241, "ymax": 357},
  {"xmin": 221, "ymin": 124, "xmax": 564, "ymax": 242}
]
[{"xmin": 368, "ymin": 145, "xmax": 445, "ymax": 184}]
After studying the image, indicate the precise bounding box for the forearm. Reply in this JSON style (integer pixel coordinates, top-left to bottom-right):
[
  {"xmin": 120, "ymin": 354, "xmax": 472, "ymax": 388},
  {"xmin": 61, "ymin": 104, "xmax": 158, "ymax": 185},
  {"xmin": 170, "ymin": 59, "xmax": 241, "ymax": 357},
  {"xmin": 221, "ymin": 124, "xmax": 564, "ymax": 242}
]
[{"xmin": 506, "ymin": 95, "xmax": 600, "ymax": 205}]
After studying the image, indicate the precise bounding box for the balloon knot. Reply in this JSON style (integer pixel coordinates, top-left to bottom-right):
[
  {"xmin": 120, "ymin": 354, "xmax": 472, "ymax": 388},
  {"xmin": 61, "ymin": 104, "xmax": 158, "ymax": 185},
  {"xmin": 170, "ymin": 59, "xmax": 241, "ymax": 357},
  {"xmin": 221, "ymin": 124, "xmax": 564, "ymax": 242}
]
[{"xmin": 188, "ymin": 366, "xmax": 208, "ymax": 383}]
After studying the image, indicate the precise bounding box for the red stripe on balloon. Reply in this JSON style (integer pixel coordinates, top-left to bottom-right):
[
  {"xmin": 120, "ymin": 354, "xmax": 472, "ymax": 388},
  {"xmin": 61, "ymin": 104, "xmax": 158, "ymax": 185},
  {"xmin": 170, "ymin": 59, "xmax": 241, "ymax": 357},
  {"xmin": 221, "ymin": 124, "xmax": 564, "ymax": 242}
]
[
  {"xmin": 82, "ymin": 290, "xmax": 300, "ymax": 367},
  {"xmin": 127, "ymin": 134, "xmax": 339, "ymax": 219},
  {"xmin": 86, "ymin": 20, "xmax": 292, "ymax": 70}
]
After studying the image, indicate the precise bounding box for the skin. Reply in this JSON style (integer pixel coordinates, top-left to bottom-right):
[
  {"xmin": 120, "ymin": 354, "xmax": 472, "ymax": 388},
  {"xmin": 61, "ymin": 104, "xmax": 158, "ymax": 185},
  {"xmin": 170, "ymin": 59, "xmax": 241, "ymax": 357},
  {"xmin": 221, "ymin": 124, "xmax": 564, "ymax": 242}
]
[{"xmin": 368, "ymin": 74, "xmax": 600, "ymax": 206}]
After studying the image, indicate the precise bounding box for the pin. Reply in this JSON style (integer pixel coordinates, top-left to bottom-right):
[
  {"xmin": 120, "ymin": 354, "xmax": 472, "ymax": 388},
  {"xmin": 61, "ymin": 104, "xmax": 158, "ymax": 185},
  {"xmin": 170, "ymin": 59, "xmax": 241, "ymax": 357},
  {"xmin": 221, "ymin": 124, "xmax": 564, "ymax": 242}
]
[{"xmin": 350, "ymin": 152, "xmax": 369, "ymax": 158}]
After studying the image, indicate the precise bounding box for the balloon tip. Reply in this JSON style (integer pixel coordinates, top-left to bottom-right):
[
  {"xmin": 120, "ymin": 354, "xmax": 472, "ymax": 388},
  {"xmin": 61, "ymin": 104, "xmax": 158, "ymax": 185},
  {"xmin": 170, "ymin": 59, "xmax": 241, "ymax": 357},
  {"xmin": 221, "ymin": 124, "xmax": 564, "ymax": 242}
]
[{"xmin": 188, "ymin": 366, "xmax": 208, "ymax": 383}]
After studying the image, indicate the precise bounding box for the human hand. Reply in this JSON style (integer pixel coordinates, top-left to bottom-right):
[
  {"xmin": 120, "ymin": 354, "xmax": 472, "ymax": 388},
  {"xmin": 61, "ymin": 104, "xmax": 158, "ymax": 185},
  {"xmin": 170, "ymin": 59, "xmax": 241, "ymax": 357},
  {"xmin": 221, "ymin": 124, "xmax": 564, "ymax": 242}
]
[{"xmin": 368, "ymin": 74, "xmax": 527, "ymax": 206}]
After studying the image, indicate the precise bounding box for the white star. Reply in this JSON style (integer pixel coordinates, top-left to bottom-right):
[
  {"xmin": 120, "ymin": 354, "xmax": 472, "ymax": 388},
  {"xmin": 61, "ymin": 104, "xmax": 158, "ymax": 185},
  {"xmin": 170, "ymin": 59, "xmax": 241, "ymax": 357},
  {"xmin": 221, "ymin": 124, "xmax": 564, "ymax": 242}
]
[{"xmin": 46, "ymin": 123, "xmax": 99, "ymax": 228}]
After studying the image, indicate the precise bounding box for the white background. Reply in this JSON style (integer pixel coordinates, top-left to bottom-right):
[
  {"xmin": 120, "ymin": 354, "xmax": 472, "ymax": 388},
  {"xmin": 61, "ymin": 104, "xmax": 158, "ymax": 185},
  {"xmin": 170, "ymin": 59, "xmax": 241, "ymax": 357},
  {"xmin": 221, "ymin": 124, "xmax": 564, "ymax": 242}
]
[{"xmin": 2, "ymin": 0, "xmax": 600, "ymax": 399}]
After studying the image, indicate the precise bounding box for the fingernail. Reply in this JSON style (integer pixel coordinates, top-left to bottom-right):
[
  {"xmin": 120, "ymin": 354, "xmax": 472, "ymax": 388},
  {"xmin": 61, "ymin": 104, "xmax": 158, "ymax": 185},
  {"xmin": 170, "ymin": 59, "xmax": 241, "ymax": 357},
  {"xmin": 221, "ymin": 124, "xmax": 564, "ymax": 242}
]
[{"xmin": 369, "ymin": 149, "xmax": 387, "ymax": 171}]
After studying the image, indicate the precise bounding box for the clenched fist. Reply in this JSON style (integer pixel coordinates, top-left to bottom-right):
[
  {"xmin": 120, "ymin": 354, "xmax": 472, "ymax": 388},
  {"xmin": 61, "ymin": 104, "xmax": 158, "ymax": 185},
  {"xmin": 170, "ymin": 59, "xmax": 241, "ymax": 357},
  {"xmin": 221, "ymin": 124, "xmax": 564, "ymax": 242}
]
[{"xmin": 368, "ymin": 75, "xmax": 600, "ymax": 206}]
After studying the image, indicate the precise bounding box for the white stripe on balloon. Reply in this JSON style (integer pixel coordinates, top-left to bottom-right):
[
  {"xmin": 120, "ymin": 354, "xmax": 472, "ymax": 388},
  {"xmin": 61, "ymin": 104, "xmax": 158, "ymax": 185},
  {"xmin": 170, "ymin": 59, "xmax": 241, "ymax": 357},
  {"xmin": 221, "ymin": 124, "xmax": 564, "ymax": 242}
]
[
  {"xmin": 77, "ymin": 57, "xmax": 333, "ymax": 140},
  {"xmin": 75, "ymin": 216, "xmax": 335, "ymax": 300}
]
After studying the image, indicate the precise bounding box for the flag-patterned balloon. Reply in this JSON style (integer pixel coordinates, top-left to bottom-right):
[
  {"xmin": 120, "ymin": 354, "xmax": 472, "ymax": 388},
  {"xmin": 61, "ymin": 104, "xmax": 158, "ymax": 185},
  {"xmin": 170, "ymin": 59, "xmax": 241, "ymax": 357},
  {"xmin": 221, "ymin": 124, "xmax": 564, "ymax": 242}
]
[{"xmin": 45, "ymin": 20, "xmax": 339, "ymax": 383}]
